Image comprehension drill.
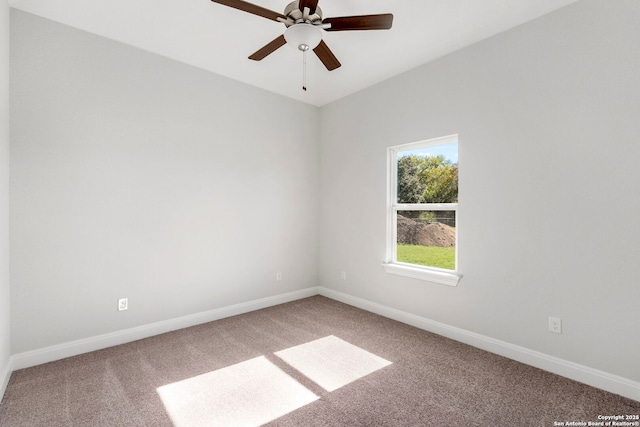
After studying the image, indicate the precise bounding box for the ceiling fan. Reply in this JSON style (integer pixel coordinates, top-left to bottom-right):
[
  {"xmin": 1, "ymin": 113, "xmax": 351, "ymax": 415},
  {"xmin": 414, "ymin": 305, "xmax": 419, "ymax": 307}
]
[{"xmin": 209, "ymin": 0, "xmax": 393, "ymax": 71}]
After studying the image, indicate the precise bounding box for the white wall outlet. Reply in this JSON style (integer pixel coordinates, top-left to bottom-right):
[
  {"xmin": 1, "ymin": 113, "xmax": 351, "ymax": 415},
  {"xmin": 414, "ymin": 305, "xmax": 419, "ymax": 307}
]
[
  {"xmin": 276, "ymin": 272, "xmax": 282, "ymax": 281},
  {"xmin": 118, "ymin": 298, "xmax": 128, "ymax": 311},
  {"xmin": 340, "ymin": 271, "xmax": 347, "ymax": 280},
  {"xmin": 549, "ymin": 316, "xmax": 562, "ymax": 334}
]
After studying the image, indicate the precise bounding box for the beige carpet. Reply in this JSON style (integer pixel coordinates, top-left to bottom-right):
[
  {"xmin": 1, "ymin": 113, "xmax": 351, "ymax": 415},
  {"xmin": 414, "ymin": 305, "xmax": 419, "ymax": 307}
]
[{"xmin": 0, "ymin": 296, "xmax": 637, "ymax": 426}]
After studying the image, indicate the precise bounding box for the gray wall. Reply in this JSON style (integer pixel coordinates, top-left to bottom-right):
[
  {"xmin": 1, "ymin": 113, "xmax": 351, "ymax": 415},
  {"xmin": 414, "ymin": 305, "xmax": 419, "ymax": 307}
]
[
  {"xmin": 0, "ymin": 0, "xmax": 10, "ymax": 383},
  {"xmin": 319, "ymin": 0, "xmax": 640, "ymax": 382},
  {"xmin": 10, "ymin": 10, "xmax": 319, "ymax": 353}
]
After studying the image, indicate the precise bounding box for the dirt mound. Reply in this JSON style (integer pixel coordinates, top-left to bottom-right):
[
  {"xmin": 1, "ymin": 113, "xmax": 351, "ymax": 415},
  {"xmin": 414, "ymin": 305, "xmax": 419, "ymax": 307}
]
[{"xmin": 397, "ymin": 215, "xmax": 455, "ymax": 247}]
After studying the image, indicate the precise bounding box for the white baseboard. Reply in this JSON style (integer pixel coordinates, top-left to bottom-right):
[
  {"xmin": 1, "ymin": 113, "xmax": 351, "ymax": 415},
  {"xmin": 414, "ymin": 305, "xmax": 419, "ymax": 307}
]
[
  {"xmin": 10, "ymin": 287, "xmax": 319, "ymax": 371},
  {"xmin": 318, "ymin": 286, "xmax": 640, "ymax": 402},
  {"xmin": 0, "ymin": 358, "xmax": 10, "ymax": 403},
  {"xmin": 6, "ymin": 286, "xmax": 639, "ymax": 403}
]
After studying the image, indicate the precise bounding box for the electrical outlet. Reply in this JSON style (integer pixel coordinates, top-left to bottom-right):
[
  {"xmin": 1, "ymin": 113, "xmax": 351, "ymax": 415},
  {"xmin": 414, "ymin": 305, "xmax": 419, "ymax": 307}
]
[
  {"xmin": 118, "ymin": 298, "xmax": 128, "ymax": 311},
  {"xmin": 340, "ymin": 271, "xmax": 347, "ymax": 280},
  {"xmin": 276, "ymin": 272, "xmax": 282, "ymax": 281},
  {"xmin": 549, "ymin": 316, "xmax": 561, "ymax": 334}
]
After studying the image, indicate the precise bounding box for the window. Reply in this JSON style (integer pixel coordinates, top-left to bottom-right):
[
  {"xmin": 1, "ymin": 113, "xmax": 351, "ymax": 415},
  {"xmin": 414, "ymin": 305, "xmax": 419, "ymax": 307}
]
[{"xmin": 383, "ymin": 135, "xmax": 461, "ymax": 286}]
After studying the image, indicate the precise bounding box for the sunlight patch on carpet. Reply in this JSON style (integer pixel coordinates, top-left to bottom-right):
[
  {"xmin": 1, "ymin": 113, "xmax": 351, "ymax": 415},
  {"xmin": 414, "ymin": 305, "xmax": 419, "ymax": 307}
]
[
  {"xmin": 157, "ymin": 356, "xmax": 319, "ymax": 427},
  {"xmin": 275, "ymin": 335, "xmax": 392, "ymax": 392}
]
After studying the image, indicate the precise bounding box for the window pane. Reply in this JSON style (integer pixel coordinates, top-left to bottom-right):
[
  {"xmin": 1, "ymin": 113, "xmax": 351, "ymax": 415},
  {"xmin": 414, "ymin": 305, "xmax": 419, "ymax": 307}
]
[
  {"xmin": 396, "ymin": 141, "xmax": 458, "ymax": 204},
  {"xmin": 397, "ymin": 210, "xmax": 456, "ymax": 270}
]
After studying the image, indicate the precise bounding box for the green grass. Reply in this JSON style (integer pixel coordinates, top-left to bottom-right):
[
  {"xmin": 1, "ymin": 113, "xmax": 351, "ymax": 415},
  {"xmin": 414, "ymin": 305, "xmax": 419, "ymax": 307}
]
[{"xmin": 397, "ymin": 244, "xmax": 455, "ymax": 270}]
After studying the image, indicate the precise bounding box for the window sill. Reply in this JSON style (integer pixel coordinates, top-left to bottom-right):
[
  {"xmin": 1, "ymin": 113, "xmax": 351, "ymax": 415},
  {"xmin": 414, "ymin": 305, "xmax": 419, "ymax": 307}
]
[{"xmin": 382, "ymin": 263, "xmax": 461, "ymax": 287}]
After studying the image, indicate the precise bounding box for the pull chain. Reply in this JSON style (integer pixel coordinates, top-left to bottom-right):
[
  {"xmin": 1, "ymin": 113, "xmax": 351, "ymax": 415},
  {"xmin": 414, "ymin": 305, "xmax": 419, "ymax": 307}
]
[
  {"xmin": 302, "ymin": 48, "xmax": 307, "ymax": 91},
  {"xmin": 298, "ymin": 43, "xmax": 310, "ymax": 92}
]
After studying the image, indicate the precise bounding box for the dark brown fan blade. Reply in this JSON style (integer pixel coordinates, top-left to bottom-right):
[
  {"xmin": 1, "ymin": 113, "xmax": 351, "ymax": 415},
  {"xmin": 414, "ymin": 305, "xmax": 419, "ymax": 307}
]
[
  {"xmin": 313, "ymin": 40, "xmax": 341, "ymax": 71},
  {"xmin": 248, "ymin": 35, "xmax": 287, "ymax": 61},
  {"xmin": 299, "ymin": 0, "xmax": 319, "ymax": 14},
  {"xmin": 210, "ymin": 0, "xmax": 286, "ymax": 22},
  {"xmin": 323, "ymin": 14, "xmax": 393, "ymax": 31}
]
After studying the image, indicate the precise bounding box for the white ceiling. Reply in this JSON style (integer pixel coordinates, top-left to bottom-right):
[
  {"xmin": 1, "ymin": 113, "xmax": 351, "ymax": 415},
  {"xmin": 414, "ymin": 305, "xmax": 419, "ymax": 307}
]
[{"xmin": 9, "ymin": 0, "xmax": 579, "ymax": 106}]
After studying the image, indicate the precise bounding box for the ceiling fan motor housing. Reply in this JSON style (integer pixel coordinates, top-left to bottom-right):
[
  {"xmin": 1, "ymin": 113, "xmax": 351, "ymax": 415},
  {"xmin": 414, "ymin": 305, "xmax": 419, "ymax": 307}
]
[{"xmin": 283, "ymin": 1, "xmax": 323, "ymax": 26}]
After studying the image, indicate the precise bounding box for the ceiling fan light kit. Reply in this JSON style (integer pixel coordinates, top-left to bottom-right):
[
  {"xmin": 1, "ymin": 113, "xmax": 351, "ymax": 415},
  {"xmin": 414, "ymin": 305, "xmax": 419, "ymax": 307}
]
[
  {"xmin": 284, "ymin": 23, "xmax": 322, "ymax": 51},
  {"xmin": 210, "ymin": 0, "xmax": 393, "ymax": 89}
]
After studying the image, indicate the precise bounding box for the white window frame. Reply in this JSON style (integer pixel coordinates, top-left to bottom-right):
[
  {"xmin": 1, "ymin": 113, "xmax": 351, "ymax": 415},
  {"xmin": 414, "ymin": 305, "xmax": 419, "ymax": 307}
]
[{"xmin": 383, "ymin": 134, "xmax": 462, "ymax": 286}]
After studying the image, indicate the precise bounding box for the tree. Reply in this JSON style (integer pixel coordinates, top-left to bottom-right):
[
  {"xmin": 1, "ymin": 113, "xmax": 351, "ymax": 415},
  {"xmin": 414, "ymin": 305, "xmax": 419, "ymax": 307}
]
[
  {"xmin": 398, "ymin": 154, "xmax": 458, "ymax": 204},
  {"xmin": 420, "ymin": 155, "xmax": 458, "ymax": 203},
  {"xmin": 397, "ymin": 155, "xmax": 426, "ymax": 203}
]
